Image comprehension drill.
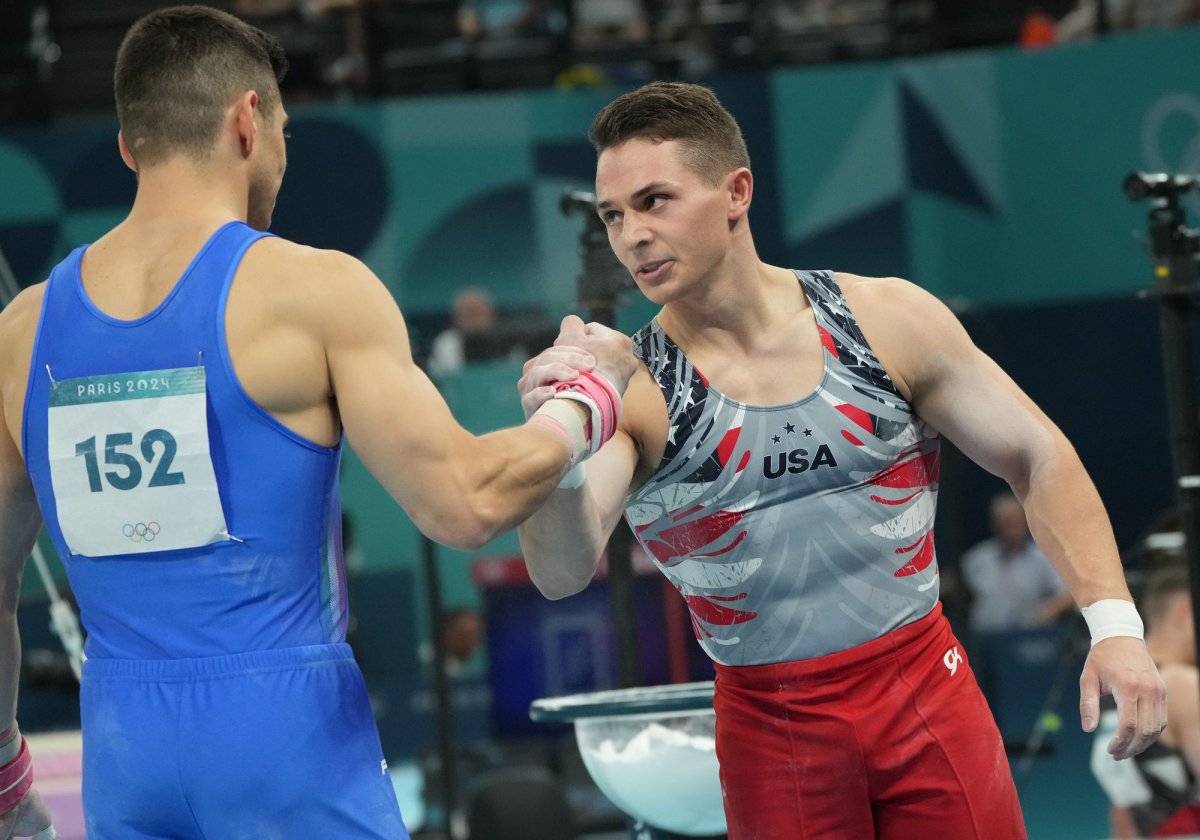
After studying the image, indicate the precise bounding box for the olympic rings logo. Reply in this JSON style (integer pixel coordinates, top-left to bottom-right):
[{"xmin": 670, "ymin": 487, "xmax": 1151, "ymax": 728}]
[
  {"xmin": 122, "ymin": 522, "xmax": 161, "ymax": 543},
  {"xmin": 1142, "ymin": 93, "xmax": 1200, "ymax": 212}
]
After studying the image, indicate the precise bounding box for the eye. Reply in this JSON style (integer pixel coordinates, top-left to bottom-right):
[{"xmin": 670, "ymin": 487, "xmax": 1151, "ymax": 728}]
[
  {"xmin": 600, "ymin": 210, "xmax": 621, "ymax": 226},
  {"xmin": 646, "ymin": 193, "xmax": 668, "ymax": 209}
]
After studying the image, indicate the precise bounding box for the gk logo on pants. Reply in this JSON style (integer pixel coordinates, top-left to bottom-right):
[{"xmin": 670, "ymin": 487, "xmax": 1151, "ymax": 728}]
[{"xmin": 943, "ymin": 646, "xmax": 963, "ymax": 676}]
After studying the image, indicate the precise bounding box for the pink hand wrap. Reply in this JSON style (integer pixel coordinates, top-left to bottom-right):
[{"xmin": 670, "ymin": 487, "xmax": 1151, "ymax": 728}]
[
  {"xmin": 551, "ymin": 369, "xmax": 621, "ymax": 457},
  {"xmin": 0, "ymin": 732, "xmax": 33, "ymax": 813}
]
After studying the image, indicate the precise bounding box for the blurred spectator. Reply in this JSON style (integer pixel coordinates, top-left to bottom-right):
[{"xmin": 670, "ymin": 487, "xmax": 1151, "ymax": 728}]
[
  {"xmin": 649, "ymin": 0, "xmax": 717, "ymax": 77},
  {"xmin": 569, "ymin": 0, "xmax": 651, "ymax": 48},
  {"xmin": 1092, "ymin": 566, "xmax": 1200, "ymax": 838},
  {"xmin": 440, "ymin": 607, "xmax": 486, "ymax": 678},
  {"xmin": 236, "ymin": 0, "xmax": 369, "ymax": 97},
  {"xmin": 1055, "ymin": 0, "xmax": 1200, "ymax": 41},
  {"xmin": 427, "ymin": 287, "xmax": 499, "ymax": 380},
  {"xmin": 961, "ymin": 491, "xmax": 1075, "ymax": 634},
  {"xmin": 1130, "ymin": 508, "xmax": 1186, "ymax": 579},
  {"xmin": 457, "ymin": 0, "xmax": 555, "ymax": 43},
  {"xmin": 1018, "ymin": 6, "xmax": 1060, "ymax": 46}
]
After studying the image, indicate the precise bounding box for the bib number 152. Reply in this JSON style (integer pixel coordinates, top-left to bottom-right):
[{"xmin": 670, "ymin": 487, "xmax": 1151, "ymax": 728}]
[{"xmin": 74, "ymin": 429, "xmax": 186, "ymax": 492}]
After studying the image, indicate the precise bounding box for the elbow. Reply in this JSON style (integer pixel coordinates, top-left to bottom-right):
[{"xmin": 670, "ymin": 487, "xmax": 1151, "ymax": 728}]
[
  {"xmin": 434, "ymin": 518, "xmax": 496, "ymax": 552},
  {"xmin": 531, "ymin": 574, "xmax": 589, "ymax": 601},
  {"xmin": 429, "ymin": 501, "xmax": 508, "ymax": 552},
  {"xmin": 526, "ymin": 555, "xmax": 594, "ymax": 600}
]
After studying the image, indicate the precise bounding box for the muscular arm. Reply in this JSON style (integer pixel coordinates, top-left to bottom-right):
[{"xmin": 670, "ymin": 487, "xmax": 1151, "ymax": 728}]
[
  {"xmin": 854, "ymin": 277, "xmax": 1128, "ymax": 602},
  {"xmin": 0, "ymin": 290, "xmax": 45, "ymax": 730},
  {"xmin": 230, "ymin": 240, "xmax": 628, "ymax": 550},
  {"xmin": 0, "ymin": 288, "xmax": 56, "ymax": 835},
  {"xmin": 311, "ymin": 252, "xmax": 612, "ymax": 549},
  {"xmin": 852, "ymin": 274, "xmax": 1164, "ymax": 757},
  {"xmin": 517, "ymin": 428, "xmax": 638, "ymax": 599}
]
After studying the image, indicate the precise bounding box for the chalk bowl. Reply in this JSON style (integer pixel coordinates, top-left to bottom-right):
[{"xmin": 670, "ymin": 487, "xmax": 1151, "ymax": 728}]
[
  {"xmin": 530, "ymin": 682, "xmax": 725, "ymax": 837},
  {"xmin": 577, "ymin": 708, "xmax": 724, "ymax": 836}
]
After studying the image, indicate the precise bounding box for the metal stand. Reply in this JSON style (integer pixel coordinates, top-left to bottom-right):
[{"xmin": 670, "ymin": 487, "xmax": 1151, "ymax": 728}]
[
  {"xmin": 629, "ymin": 819, "xmax": 672, "ymax": 839},
  {"xmin": 1125, "ymin": 171, "xmax": 1200, "ymax": 669},
  {"xmin": 420, "ymin": 531, "xmax": 462, "ymax": 838},
  {"xmin": 560, "ymin": 190, "xmax": 643, "ymax": 689}
]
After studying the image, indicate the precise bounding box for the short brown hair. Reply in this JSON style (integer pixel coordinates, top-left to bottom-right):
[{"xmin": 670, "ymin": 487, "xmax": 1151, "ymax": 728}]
[
  {"xmin": 1140, "ymin": 565, "xmax": 1191, "ymax": 631},
  {"xmin": 588, "ymin": 81, "xmax": 751, "ymax": 185},
  {"xmin": 114, "ymin": 5, "xmax": 287, "ymax": 166}
]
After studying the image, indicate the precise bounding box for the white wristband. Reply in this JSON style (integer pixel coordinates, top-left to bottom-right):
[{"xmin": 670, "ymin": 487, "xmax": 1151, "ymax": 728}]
[
  {"xmin": 530, "ymin": 399, "xmax": 589, "ymax": 464},
  {"xmin": 1081, "ymin": 599, "xmax": 1144, "ymax": 646},
  {"xmin": 558, "ymin": 462, "xmax": 586, "ymax": 489}
]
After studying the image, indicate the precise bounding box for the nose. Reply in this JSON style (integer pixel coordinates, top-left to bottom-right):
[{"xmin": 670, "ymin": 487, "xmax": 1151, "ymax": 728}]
[{"xmin": 620, "ymin": 211, "xmax": 652, "ymax": 251}]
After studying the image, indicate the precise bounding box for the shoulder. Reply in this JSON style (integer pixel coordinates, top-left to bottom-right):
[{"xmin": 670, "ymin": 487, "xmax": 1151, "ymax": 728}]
[
  {"xmin": 0, "ymin": 282, "xmax": 46, "ymax": 332},
  {"xmin": 244, "ymin": 237, "xmax": 379, "ymax": 293},
  {"xmin": 836, "ymin": 272, "xmax": 954, "ymax": 324},
  {"xmin": 0, "ymin": 282, "xmax": 47, "ymax": 365},
  {"xmin": 0, "ymin": 283, "xmax": 47, "ymax": 433},
  {"xmin": 836, "ymin": 272, "xmax": 974, "ymax": 398},
  {"xmin": 238, "ymin": 238, "xmax": 396, "ymax": 324}
]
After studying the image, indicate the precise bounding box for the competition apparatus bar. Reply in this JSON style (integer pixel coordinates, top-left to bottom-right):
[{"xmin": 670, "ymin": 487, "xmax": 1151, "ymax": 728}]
[
  {"xmin": 1125, "ymin": 171, "xmax": 1200, "ymax": 669},
  {"xmin": 530, "ymin": 681, "xmax": 724, "ymax": 840}
]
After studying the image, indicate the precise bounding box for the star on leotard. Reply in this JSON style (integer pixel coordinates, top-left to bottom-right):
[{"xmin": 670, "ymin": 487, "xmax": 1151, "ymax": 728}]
[
  {"xmin": 772, "ymin": 435, "xmax": 781, "ymax": 444},
  {"xmin": 784, "ymin": 422, "xmax": 796, "ymax": 434}
]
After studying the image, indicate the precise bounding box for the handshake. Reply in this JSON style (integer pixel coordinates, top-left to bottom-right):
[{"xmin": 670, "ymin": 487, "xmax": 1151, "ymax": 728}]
[{"xmin": 518, "ymin": 315, "xmax": 638, "ymax": 478}]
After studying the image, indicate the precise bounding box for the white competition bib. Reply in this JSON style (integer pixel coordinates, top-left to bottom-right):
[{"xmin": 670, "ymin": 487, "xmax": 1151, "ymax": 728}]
[{"xmin": 46, "ymin": 366, "xmax": 229, "ymax": 557}]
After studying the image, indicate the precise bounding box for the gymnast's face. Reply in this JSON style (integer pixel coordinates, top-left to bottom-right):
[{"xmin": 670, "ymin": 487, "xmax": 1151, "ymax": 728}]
[
  {"xmin": 246, "ymin": 99, "xmax": 288, "ymax": 231},
  {"xmin": 595, "ymin": 137, "xmax": 738, "ymax": 305}
]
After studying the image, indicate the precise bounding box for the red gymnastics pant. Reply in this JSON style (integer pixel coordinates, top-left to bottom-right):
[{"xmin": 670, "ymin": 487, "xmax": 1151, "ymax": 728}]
[{"xmin": 713, "ymin": 603, "xmax": 1025, "ymax": 840}]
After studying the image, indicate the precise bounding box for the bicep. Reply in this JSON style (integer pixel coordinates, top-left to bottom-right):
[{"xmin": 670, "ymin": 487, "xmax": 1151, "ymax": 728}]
[
  {"xmin": 858, "ymin": 279, "xmax": 1064, "ymax": 489},
  {"xmin": 318, "ymin": 262, "xmax": 477, "ymax": 528},
  {"xmin": 914, "ymin": 346, "xmax": 1063, "ymax": 488}
]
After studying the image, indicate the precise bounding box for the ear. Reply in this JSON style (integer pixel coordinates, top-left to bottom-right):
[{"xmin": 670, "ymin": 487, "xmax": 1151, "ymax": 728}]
[
  {"xmin": 232, "ymin": 90, "xmax": 260, "ymax": 158},
  {"xmin": 727, "ymin": 167, "xmax": 753, "ymax": 224},
  {"xmin": 117, "ymin": 131, "xmax": 137, "ymax": 173}
]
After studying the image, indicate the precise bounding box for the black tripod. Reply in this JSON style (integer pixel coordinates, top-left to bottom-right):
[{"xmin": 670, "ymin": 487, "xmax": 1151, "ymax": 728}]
[
  {"xmin": 560, "ymin": 189, "xmax": 644, "ymax": 692},
  {"xmin": 1125, "ymin": 172, "xmax": 1200, "ymax": 673}
]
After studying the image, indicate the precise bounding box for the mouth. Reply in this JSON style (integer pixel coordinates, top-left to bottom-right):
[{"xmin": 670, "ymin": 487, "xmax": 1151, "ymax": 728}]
[{"xmin": 636, "ymin": 259, "xmax": 673, "ymax": 283}]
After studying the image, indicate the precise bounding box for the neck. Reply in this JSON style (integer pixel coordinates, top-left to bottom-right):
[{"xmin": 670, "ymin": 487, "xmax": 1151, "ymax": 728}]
[
  {"xmin": 659, "ymin": 240, "xmax": 792, "ymax": 351},
  {"xmin": 126, "ymin": 157, "xmax": 249, "ymax": 231}
]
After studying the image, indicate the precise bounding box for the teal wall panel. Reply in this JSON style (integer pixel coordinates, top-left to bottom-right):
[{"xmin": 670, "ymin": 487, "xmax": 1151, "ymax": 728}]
[{"xmin": 6, "ymin": 26, "xmax": 1199, "ymax": 620}]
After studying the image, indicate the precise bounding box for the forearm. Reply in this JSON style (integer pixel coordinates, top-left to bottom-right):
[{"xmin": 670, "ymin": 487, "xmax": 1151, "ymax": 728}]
[
  {"xmin": 518, "ymin": 486, "xmax": 608, "ymax": 599},
  {"xmin": 1016, "ymin": 443, "xmax": 1130, "ymax": 606},
  {"xmin": 429, "ymin": 421, "xmax": 575, "ymax": 550}
]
